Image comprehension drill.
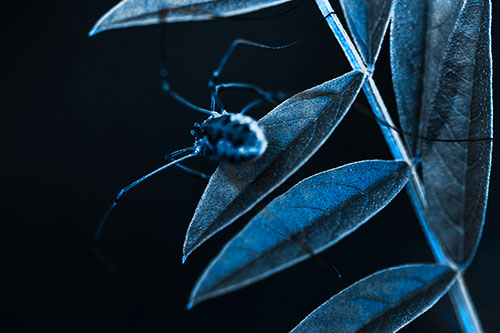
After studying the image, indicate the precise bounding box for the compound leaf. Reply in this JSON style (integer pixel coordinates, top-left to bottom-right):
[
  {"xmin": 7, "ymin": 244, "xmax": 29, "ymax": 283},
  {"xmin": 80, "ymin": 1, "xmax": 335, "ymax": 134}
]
[
  {"xmin": 421, "ymin": 0, "xmax": 492, "ymax": 267},
  {"xmin": 90, "ymin": 0, "xmax": 293, "ymax": 36},
  {"xmin": 291, "ymin": 264, "xmax": 457, "ymax": 332},
  {"xmin": 188, "ymin": 160, "xmax": 411, "ymax": 307},
  {"xmin": 339, "ymin": 0, "xmax": 395, "ymax": 66},
  {"xmin": 390, "ymin": 0, "xmax": 464, "ymax": 153},
  {"xmin": 183, "ymin": 71, "xmax": 365, "ymax": 261}
]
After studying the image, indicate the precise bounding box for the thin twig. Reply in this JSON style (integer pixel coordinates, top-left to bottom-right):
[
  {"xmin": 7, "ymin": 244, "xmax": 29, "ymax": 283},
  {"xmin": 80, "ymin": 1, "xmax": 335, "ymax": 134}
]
[{"xmin": 313, "ymin": 0, "xmax": 483, "ymax": 331}]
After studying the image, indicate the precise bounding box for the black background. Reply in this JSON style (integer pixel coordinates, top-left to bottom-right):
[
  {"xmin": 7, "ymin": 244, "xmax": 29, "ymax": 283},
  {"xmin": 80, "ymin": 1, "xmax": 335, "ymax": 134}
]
[{"xmin": 7, "ymin": 0, "xmax": 500, "ymax": 332}]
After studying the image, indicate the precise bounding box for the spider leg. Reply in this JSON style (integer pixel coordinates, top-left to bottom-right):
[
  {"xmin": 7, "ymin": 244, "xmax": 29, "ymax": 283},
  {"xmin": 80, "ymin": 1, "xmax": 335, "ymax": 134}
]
[
  {"xmin": 209, "ymin": 38, "xmax": 303, "ymax": 90},
  {"xmin": 211, "ymin": 82, "xmax": 290, "ymax": 112},
  {"xmin": 208, "ymin": 38, "xmax": 297, "ymax": 111},
  {"xmin": 93, "ymin": 147, "xmax": 198, "ymax": 245},
  {"xmin": 159, "ymin": 24, "xmax": 218, "ymax": 116},
  {"xmin": 163, "ymin": 147, "xmax": 212, "ymax": 180},
  {"xmin": 240, "ymin": 98, "xmax": 264, "ymax": 114},
  {"xmin": 174, "ymin": 164, "xmax": 212, "ymax": 180},
  {"xmin": 164, "ymin": 153, "xmax": 212, "ymax": 180},
  {"xmin": 208, "ymin": 11, "xmax": 336, "ymax": 112},
  {"xmin": 92, "ymin": 148, "xmax": 197, "ymax": 331}
]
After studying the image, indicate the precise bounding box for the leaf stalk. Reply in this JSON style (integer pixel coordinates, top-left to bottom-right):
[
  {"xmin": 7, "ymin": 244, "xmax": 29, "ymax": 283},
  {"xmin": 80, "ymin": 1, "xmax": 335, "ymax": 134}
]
[{"xmin": 314, "ymin": 0, "xmax": 483, "ymax": 331}]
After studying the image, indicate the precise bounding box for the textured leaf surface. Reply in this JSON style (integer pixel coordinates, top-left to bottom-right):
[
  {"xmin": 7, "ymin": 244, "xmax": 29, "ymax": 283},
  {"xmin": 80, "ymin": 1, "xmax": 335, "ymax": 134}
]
[
  {"xmin": 339, "ymin": 0, "xmax": 394, "ymax": 66},
  {"xmin": 188, "ymin": 160, "xmax": 411, "ymax": 307},
  {"xmin": 421, "ymin": 0, "xmax": 492, "ymax": 266},
  {"xmin": 183, "ymin": 71, "xmax": 365, "ymax": 260},
  {"xmin": 291, "ymin": 264, "xmax": 457, "ymax": 332},
  {"xmin": 89, "ymin": 0, "xmax": 292, "ymax": 35},
  {"xmin": 390, "ymin": 0, "xmax": 464, "ymax": 153}
]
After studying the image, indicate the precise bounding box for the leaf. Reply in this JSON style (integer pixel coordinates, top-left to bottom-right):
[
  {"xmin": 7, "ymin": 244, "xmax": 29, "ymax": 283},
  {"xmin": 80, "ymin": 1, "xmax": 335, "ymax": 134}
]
[
  {"xmin": 421, "ymin": 0, "xmax": 492, "ymax": 267},
  {"xmin": 339, "ymin": 0, "xmax": 395, "ymax": 66},
  {"xmin": 183, "ymin": 71, "xmax": 365, "ymax": 261},
  {"xmin": 390, "ymin": 0, "xmax": 464, "ymax": 153},
  {"xmin": 89, "ymin": 0, "xmax": 293, "ymax": 36},
  {"xmin": 188, "ymin": 160, "xmax": 411, "ymax": 307},
  {"xmin": 291, "ymin": 264, "xmax": 457, "ymax": 332}
]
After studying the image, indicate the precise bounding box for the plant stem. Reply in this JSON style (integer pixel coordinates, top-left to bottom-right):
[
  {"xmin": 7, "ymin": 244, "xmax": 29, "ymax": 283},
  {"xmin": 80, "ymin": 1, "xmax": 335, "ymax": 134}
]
[
  {"xmin": 314, "ymin": 0, "xmax": 483, "ymax": 331},
  {"xmin": 449, "ymin": 274, "xmax": 484, "ymax": 333}
]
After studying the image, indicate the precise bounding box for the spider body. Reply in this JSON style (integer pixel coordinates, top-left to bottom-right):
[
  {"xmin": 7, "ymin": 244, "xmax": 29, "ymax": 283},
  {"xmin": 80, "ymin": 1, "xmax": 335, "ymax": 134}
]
[
  {"xmin": 192, "ymin": 113, "xmax": 267, "ymax": 164},
  {"xmin": 94, "ymin": 112, "xmax": 268, "ymax": 245}
]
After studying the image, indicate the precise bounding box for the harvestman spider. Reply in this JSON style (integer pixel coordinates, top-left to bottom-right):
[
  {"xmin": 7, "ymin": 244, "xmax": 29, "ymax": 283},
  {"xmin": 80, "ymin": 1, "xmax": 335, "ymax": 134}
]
[
  {"xmin": 92, "ymin": 1, "xmax": 493, "ymax": 249},
  {"xmin": 88, "ymin": 4, "xmax": 495, "ymax": 331},
  {"xmin": 92, "ymin": 7, "xmax": 333, "ymax": 246}
]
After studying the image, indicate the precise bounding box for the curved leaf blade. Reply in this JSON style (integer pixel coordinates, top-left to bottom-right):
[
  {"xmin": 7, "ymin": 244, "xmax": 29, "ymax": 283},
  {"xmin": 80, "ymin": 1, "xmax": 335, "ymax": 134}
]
[
  {"xmin": 390, "ymin": 0, "xmax": 464, "ymax": 153},
  {"xmin": 421, "ymin": 0, "xmax": 492, "ymax": 266},
  {"xmin": 339, "ymin": 0, "xmax": 395, "ymax": 66},
  {"xmin": 188, "ymin": 160, "xmax": 411, "ymax": 307},
  {"xmin": 89, "ymin": 0, "xmax": 293, "ymax": 36},
  {"xmin": 291, "ymin": 264, "xmax": 457, "ymax": 332},
  {"xmin": 183, "ymin": 71, "xmax": 365, "ymax": 261}
]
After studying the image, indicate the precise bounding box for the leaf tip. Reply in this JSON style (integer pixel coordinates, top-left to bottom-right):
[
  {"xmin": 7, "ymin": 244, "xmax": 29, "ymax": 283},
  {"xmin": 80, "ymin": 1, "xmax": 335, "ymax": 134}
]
[
  {"xmin": 88, "ymin": 26, "xmax": 100, "ymax": 37},
  {"xmin": 183, "ymin": 235, "xmax": 204, "ymax": 263},
  {"xmin": 185, "ymin": 300, "xmax": 194, "ymax": 311},
  {"xmin": 88, "ymin": 4, "xmax": 115, "ymax": 37},
  {"xmin": 182, "ymin": 242, "xmax": 197, "ymax": 263},
  {"xmin": 187, "ymin": 283, "xmax": 205, "ymax": 310},
  {"xmin": 88, "ymin": 17, "xmax": 107, "ymax": 37}
]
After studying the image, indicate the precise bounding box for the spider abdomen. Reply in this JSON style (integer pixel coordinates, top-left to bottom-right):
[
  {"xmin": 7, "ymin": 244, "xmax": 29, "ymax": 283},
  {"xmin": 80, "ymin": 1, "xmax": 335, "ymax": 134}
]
[{"xmin": 193, "ymin": 113, "xmax": 267, "ymax": 164}]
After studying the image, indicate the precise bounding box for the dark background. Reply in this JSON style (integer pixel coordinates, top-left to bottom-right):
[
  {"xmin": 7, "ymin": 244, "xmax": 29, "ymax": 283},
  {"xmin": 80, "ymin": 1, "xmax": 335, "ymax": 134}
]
[{"xmin": 7, "ymin": 0, "xmax": 499, "ymax": 332}]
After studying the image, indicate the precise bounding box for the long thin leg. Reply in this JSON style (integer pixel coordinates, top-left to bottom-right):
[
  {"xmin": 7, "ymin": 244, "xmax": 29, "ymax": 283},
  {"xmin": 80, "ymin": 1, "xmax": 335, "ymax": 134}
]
[
  {"xmin": 159, "ymin": 24, "xmax": 218, "ymax": 116},
  {"xmin": 208, "ymin": 38, "xmax": 306, "ymax": 90},
  {"xmin": 91, "ymin": 148, "xmax": 198, "ymax": 332},
  {"xmin": 211, "ymin": 82, "xmax": 290, "ymax": 111},
  {"xmin": 174, "ymin": 164, "xmax": 212, "ymax": 180},
  {"xmin": 93, "ymin": 147, "xmax": 198, "ymax": 245},
  {"xmin": 240, "ymin": 98, "xmax": 264, "ymax": 114},
  {"xmin": 163, "ymin": 148, "xmax": 211, "ymax": 180},
  {"xmin": 208, "ymin": 11, "xmax": 335, "ymax": 112},
  {"xmin": 208, "ymin": 38, "xmax": 303, "ymax": 112},
  {"xmin": 209, "ymin": 12, "xmax": 331, "ymax": 89},
  {"xmin": 164, "ymin": 152, "xmax": 211, "ymax": 180},
  {"xmin": 353, "ymin": 102, "xmax": 494, "ymax": 144}
]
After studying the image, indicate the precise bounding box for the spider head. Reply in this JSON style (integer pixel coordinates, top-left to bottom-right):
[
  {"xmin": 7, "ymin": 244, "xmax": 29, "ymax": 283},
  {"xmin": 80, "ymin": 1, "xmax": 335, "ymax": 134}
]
[{"xmin": 190, "ymin": 122, "xmax": 203, "ymax": 141}]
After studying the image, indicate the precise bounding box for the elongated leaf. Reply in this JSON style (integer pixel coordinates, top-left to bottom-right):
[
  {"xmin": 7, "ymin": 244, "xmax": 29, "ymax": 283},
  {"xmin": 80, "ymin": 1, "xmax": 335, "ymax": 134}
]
[
  {"xmin": 421, "ymin": 0, "xmax": 492, "ymax": 267},
  {"xmin": 188, "ymin": 160, "xmax": 411, "ymax": 307},
  {"xmin": 183, "ymin": 71, "xmax": 365, "ymax": 261},
  {"xmin": 390, "ymin": 0, "xmax": 464, "ymax": 153},
  {"xmin": 339, "ymin": 0, "xmax": 394, "ymax": 66},
  {"xmin": 291, "ymin": 264, "xmax": 457, "ymax": 332},
  {"xmin": 89, "ymin": 0, "xmax": 293, "ymax": 36}
]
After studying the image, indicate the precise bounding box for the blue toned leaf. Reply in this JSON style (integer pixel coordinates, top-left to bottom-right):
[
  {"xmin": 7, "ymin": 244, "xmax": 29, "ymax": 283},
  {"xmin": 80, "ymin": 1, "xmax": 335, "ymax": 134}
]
[
  {"xmin": 421, "ymin": 0, "xmax": 492, "ymax": 267},
  {"xmin": 291, "ymin": 264, "xmax": 457, "ymax": 332},
  {"xmin": 390, "ymin": 0, "xmax": 464, "ymax": 153},
  {"xmin": 183, "ymin": 71, "xmax": 365, "ymax": 261},
  {"xmin": 188, "ymin": 160, "xmax": 411, "ymax": 307},
  {"xmin": 89, "ymin": 0, "xmax": 293, "ymax": 36},
  {"xmin": 339, "ymin": 0, "xmax": 394, "ymax": 66}
]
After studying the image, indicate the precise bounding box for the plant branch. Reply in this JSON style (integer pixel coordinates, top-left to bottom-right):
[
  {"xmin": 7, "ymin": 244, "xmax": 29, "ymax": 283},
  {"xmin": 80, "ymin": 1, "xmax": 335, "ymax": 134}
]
[{"xmin": 313, "ymin": 0, "xmax": 483, "ymax": 331}]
